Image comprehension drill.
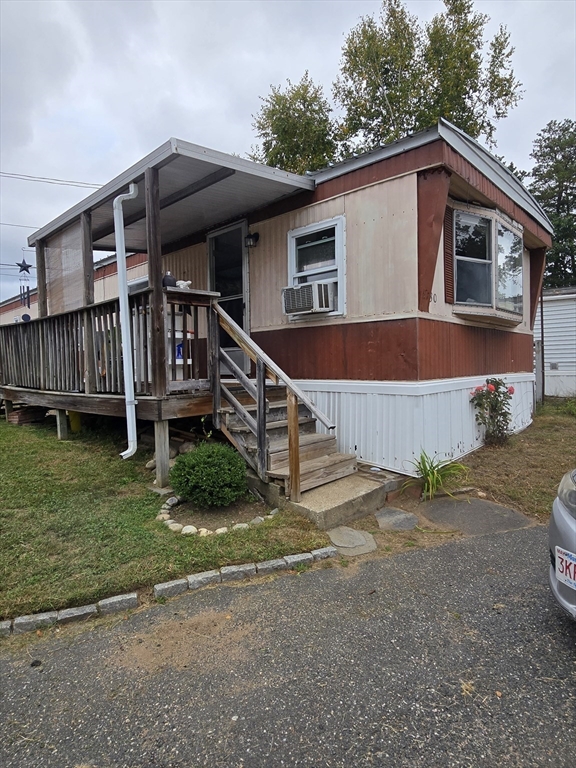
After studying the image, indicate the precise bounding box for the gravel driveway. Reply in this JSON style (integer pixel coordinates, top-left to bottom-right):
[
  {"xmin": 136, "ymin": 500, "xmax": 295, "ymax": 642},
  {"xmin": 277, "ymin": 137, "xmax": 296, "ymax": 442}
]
[{"xmin": 1, "ymin": 525, "xmax": 574, "ymax": 767}]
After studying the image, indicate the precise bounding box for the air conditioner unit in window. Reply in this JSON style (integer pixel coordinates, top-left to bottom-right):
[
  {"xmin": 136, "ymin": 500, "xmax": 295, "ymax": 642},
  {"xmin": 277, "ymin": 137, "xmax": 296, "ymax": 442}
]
[{"xmin": 282, "ymin": 281, "xmax": 335, "ymax": 315}]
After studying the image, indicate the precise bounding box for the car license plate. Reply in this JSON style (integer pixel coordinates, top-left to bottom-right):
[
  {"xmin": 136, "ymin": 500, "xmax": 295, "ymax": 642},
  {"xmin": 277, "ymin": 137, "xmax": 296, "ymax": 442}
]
[{"xmin": 556, "ymin": 546, "xmax": 576, "ymax": 591}]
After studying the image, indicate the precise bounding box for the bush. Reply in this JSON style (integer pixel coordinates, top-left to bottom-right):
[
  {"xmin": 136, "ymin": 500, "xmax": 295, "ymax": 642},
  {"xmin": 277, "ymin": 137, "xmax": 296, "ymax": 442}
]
[
  {"xmin": 170, "ymin": 442, "xmax": 247, "ymax": 507},
  {"xmin": 470, "ymin": 378, "xmax": 514, "ymax": 446}
]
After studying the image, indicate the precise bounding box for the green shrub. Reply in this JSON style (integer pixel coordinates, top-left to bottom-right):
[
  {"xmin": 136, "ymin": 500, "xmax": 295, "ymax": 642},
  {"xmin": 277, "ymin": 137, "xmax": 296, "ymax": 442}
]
[{"xmin": 170, "ymin": 442, "xmax": 247, "ymax": 507}]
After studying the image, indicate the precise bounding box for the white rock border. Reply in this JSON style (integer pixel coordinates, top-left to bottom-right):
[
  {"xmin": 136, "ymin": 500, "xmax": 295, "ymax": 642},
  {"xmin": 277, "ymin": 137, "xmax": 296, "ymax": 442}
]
[
  {"xmin": 1, "ymin": 547, "xmax": 338, "ymax": 637},
  {"xmin": 156, "ymin": 497, "xmax": 280, "ymax": 537}
]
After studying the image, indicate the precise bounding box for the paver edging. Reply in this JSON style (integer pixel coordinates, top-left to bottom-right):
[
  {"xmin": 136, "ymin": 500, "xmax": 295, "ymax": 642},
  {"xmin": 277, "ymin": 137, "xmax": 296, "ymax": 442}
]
[{"xmin": 1, "ymin": 547, "xmax": 338, "ymax": 637}]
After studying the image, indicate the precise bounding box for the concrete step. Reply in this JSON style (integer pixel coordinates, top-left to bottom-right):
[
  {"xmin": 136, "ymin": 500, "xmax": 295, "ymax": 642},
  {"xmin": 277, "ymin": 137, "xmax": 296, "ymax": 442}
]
[{"xmin": 269, "ymin": 452, "xmax": 357, "ymax": 495}]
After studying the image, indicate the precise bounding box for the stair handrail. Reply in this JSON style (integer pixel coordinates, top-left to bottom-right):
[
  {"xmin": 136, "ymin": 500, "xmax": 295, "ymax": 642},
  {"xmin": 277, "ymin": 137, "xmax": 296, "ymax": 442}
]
[{"xmin": 212, "ymin": 302, "xmax": 336, "ymax": 431}]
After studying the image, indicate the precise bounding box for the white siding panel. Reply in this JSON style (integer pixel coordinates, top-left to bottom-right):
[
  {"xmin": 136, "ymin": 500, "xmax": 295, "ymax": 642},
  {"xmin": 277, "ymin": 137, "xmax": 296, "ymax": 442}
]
[
  {"xmin": 534, "ymin": 293, "xmax": 576, "ymax": 396},
  {"xmin": 297, "ymin": 374, "xmax": 534, "ymax": 475}
]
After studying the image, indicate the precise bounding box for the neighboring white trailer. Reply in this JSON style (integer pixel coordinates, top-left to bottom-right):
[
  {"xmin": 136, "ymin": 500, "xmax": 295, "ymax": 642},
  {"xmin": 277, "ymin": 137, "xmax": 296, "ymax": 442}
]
[{"xmin": 534, "ymin": 287, "xmax": 576, "ymax": 397}]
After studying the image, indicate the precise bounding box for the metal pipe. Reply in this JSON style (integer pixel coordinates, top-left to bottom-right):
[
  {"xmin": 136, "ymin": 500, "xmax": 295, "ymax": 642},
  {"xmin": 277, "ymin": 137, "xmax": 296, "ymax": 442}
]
[{"xmin": 113, "ymin": 183, "xmax": 139, "ymax": 459}]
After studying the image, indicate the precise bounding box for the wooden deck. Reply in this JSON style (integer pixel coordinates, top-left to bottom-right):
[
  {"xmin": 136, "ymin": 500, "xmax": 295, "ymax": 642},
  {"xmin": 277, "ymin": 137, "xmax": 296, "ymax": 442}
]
[{"xmin": 0, "ymin": 288, "xmax": 346, "ymax": 500}]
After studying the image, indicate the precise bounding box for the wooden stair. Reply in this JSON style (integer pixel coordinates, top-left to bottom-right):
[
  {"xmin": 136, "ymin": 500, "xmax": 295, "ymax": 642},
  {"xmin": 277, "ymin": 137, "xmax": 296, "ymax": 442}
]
[{"xmin": 219, "ymin": 384, "xmax": 357, "ymax": 496}]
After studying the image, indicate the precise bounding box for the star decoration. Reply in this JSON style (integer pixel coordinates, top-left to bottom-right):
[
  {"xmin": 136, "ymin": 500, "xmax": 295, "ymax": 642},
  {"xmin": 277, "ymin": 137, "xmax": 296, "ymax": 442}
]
[{"xmin": 17, "ymin": 259, "xmax": 32, "ymax": 274}]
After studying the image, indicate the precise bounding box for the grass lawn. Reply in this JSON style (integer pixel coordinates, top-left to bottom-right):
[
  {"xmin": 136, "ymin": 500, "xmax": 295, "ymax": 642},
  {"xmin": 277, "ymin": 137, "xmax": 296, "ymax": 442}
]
[
  {"xmin": 0, "ymin": 417, "xmax": 328, "ymax": 621},
  {"xmin": 465, "ymin": 399, "xmax": 576, "ymax": 521}
]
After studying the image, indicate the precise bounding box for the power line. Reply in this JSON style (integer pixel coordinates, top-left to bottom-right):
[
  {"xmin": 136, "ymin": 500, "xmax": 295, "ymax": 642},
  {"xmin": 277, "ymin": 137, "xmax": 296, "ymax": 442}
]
[
  {"xmin": 0, "ymin": 222, "xmax": 40, "ymax": 229},
  {"xmin": 0, "ymin": 171, "xmax": 102, "ymax": 189}
]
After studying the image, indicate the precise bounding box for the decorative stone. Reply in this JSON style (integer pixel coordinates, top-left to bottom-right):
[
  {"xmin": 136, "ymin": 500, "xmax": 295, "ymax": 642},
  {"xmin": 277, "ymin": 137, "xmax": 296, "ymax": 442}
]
[
  {"xmin": 256, "ymin": 558, "xmax": 289, "ymax": 574},
  {"xmin": 154, "ymin": 579, "xmax": 188, "ymax": 599},
  {"xmin": 327, "ymin": 526, "xmax": 368, "ymax": 549},
  {"xmin": 156, "ymin": 513, "xmax": 171, "ymax": 521},
  {"xmin": 215, "ymin": 527, "xmax": 229, "ymax": 534},
  {"xmin": 57, "ymin": 605, "xmax": 98, "ymax": 624},
  {"xmin": 13, "ymin": 611, "xmax": 57, "ymax": 635},
  {"xmin": 250, "ymin": 516, "xmax": 264, "ymax": 525},
  {"xmin": 169, "ymin": 446, "xmax": 179, "ymax": 460},
  {"xmin": 198, "ymin": 528, "xmax": 213, "ymax": 537},
  {"xmin": 327, "ymin": 526, "xmax": 377, "ymax": 556},
  {"xmin": 145, "ymin": 459, "xmax": 156, "ymax": 470},
  {"xmin": 269, "ymin": 508, "xmax": 279, "ymax": 516},
  {"xmin": 179, "ymin": 441, "xmax": 196, "ymax": 454},
  {"xmin": 232, "ymin": 523, "xmax": 249, "ymax": 530},
  {"xmin": 311, "ymin": 546, "xmax": 338, "ymax": 561},
  {"xmin": 220, "ymin": 563, "xmax": 256, "ymax": 581},
  {"xmin": 97, "ymin": 593, "xmax": 138, "ymax": 615},
  {"xmin": 168, "ymin": 523, "xmax": 183, "ymax": 533},
  {"xmin": 166, "ymin": 496, "xmax": 180, "ymax": 508},
  {"xmin": 169, "ymin": 459, "xmax": 176, "ymax": 469},
  {"xmin": 181, "ymin": 525, "xmax": 198, "ymax": 535},
  {"xmin": 284, "ymin": 553, "xmax": 314, "ymax": 568},
  {"xmin": 187, "ymin": 570, "xmax": 221, "ymax": 590},
  {"xmin": 0, "ymin": 620, "xmax": 12, "ymax": 637},
  {"xmin": 375, "ymin": 509, "xmax": 418, "ymax": 531}
]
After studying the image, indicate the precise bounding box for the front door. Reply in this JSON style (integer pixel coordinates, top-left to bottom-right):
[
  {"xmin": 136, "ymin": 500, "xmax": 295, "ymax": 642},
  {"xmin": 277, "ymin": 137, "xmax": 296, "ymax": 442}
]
[{"xmin": 208, "ymin": 222, "xmax": 249, "ymax": 374}]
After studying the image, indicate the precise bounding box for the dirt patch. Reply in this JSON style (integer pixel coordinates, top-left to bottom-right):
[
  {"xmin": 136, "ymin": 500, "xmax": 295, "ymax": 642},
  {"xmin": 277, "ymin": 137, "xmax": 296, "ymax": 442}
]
[
  {"xmin": 110, "ymin": 609, "xmax": 263, "ymax": 674},
  {"xmin": 167, "ymin": 498, "xmax": 271, "ymax": 530}
]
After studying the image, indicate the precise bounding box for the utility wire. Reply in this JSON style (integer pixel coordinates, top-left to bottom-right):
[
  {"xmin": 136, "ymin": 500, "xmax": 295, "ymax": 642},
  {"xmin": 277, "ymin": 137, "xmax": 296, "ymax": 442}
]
[
  {"xmin": 0, "ymin": 222, "xmax": 40, "ymax": 229},
  {"xmin": 0, "ymin": 171, "xmax": 102, "ymax": 189}
]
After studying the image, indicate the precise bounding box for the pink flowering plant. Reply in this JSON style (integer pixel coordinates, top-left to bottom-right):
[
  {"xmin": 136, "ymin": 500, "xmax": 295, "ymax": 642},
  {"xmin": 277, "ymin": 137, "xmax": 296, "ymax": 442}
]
[{"xmin": 470, "ymin": 378, "xmax": 515, "ymax": 446}]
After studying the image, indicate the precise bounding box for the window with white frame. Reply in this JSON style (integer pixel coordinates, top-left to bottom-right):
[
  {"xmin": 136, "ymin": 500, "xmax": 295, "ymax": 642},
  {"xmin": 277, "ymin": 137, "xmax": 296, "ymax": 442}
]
[
  {"xmin": 287, "ymin": 216, "xmax": 346, "ymax": 315},
  {"xmin": 454, "ymin": 205, "xmax": 523, "ymax": 315}
]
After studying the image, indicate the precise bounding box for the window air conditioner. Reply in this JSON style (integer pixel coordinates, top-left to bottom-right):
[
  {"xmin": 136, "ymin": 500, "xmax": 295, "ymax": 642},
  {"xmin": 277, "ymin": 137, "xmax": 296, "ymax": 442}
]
[{"xmin": 282, "ymin": 281, "xmax": 335, "ymax": 315}]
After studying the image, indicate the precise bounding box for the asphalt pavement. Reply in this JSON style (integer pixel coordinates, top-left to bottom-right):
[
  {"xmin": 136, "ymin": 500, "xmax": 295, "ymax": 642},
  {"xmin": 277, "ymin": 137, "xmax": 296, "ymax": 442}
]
[{"xmin": 1, "ymin": 524, "xmax": 574, "ymax": 768}]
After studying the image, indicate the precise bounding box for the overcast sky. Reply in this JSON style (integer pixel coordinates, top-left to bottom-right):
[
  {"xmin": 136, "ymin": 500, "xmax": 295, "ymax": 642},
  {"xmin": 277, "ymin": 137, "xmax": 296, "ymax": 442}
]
[{"xmin": 1, "ymin": 0, "xmax": 574, "ymax": 302}]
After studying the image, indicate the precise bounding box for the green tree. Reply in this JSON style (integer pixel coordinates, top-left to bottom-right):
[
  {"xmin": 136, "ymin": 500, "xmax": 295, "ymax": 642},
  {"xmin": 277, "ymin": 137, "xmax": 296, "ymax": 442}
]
[
  {"xmin": 250, "ymin": 71, "xmax": 336, "ymax": 174},
  {"xmin": 335, "ymin": 0, "xmax": 522, "ymax": 151},
  {"xmin": 333, "ymin": 0, "xmax": 422, "ymax": 152},
  {"xmin": 529, "ymin": 119, "xmax": 576, "ymax": 288}
]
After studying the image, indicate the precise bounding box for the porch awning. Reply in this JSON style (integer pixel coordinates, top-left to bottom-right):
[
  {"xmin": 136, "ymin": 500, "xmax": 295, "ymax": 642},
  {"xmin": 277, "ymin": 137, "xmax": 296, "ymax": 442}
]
[{"xmin": 28, "ymin": 139, "xmax": 315, "ymax": 252}]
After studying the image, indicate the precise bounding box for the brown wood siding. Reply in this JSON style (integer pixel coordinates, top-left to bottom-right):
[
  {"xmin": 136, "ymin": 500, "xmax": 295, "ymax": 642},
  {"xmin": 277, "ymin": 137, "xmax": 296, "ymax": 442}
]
[
  {"xmin": 417, "ymin": 319, "xmax": 533, "ymax": 378},
  {"xmin": 253, "ymin": 320, "xmax": 419, "ymax": 381},
  {"xmin": 444, "ymin": 206, "xmax": 454, "ymax": 303},
  {"xmin": 529, "ymin": 248, "xmax": 546, "ymax": 330},
  {"xmin": 253, "ymin": 317, "xmax": 533, "ymax": 381},
  {"xmin": 417, "ymin": 168, "xmax": 451, "ymax": 312}
]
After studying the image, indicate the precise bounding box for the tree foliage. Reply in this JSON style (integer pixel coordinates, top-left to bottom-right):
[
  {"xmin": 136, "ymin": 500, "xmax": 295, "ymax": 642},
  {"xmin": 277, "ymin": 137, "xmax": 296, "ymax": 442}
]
[
  {"xmin": 250, "ymin": 71, "xmax": 336, "ymax": 174},
  {"xmin": 335, "ymin": 0, "xmax": 522, "ymax": 151},
  {"xmin": 528, "ymin": 119, "xmax": 576, "ymax": 288},
  {"xmin": 333, "ymin": 0, "xmax": 422, "ymax": 151}
]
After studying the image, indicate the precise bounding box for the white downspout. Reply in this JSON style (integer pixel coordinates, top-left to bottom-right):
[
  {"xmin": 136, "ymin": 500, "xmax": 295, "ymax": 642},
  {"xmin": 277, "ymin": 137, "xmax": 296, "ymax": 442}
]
[{"xmin": 113, "ymin": 183, "xmax": 139, "ymax": 459}]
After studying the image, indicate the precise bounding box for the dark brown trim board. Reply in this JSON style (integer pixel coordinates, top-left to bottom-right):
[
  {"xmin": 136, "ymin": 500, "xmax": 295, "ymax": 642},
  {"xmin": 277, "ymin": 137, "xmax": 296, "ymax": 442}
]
[{"xmin": 417, "ymin": 168, "xmax": 451, "ymax": 312}]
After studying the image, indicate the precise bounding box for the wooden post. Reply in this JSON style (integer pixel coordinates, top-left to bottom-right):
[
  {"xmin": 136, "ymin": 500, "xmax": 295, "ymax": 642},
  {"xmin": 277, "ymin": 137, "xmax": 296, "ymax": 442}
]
[
  {"xmin": 81, "ymin": 211, "xmax": 94, "ymax": 306},
  {"xmin": 154, "ymin": 420, "xmax": 170, "ymax": 488},
  {"xmin": 36, "ymin": 240, "xmax": 48, "ymax": 318},
  {"xmin": 83, "ymin": 309, "xmax": 97, "ymax": 394},
  {"xmin": 256, "ymin": 358, "xmax": 267, "ymax": 481},
  {"xmin": 56, "ymin": 409, "xmax": 68, "ymax": 440},
  {"xmin": 287, "ymin": 390, "xmax": 301, "ymax": 501},
  {"xmin": 209, "ymin": 304, "xmax": 221, "ymax": 429},
  {"xmin": 145, "ymin": 166, "xmax": 167, "ymax": 397},
  {"xmin": 4, "ymin": 399, "xmax": 13, "ymax": 421}
]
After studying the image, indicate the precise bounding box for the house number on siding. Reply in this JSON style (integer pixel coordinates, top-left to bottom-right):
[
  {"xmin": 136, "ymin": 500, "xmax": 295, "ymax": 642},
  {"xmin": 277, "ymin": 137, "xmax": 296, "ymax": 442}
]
[{"xmin": 421, "ymin": 290, "xmax": 437, "ymax": 303}]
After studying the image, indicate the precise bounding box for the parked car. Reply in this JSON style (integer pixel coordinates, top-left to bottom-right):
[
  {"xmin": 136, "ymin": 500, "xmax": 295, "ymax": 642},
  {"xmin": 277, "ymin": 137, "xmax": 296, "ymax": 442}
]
[{"xmin": 549, "ymin": 469, "xmax": 576, "ymax": 619}]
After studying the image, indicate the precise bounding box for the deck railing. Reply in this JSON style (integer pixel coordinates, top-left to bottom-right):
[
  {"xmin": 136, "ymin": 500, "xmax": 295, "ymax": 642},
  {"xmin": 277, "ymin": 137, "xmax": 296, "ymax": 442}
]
[{"xmin": 0, "ymin": 288, "xmax": 214, "ymax": 397}]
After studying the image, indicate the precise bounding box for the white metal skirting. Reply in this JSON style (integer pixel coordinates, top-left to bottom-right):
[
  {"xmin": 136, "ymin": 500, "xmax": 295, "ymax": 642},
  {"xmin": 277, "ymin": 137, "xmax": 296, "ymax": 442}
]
[{"xmin": 296, "ymin": 375, "xmax": 535, "ymax": 476}]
